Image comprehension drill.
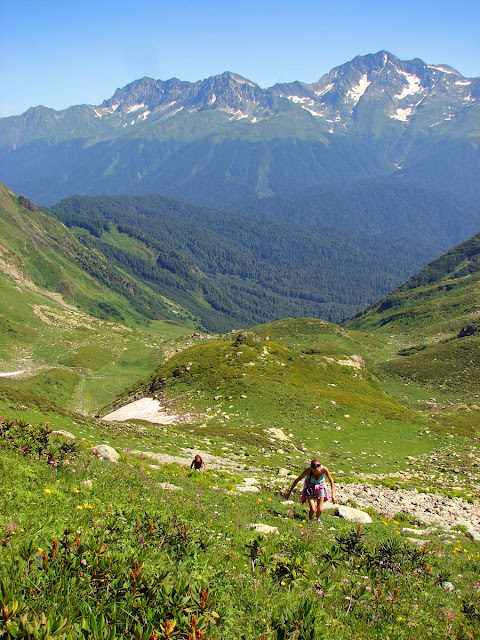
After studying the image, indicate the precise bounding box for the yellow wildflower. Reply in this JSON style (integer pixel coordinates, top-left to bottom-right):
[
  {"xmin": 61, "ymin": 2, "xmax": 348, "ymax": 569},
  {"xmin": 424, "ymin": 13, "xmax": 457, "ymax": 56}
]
[
  {"xmin": 44, "ymin": 488, "xmax": 52, "ymax": 494},
  {"xmin": 82, "ymin": 503, "xmax": 93, "ymax": 510},
  {"xmin": 397, "ymin": 616, "xmax": 403, "ymax": 622},
  {"xmin": 72, "ymin": 488, "xmax": 80, "ymax": 494}
]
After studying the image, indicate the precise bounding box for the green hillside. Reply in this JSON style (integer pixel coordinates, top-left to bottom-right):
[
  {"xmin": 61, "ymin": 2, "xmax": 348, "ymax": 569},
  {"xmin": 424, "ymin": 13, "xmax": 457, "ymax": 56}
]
[
  {"xmin": 0, "ymin": 184, "xmax": 200, "ymax": 411},
  {"xmin": 345, "ymin": 232, "xmax": 480, "ymax": 407}
]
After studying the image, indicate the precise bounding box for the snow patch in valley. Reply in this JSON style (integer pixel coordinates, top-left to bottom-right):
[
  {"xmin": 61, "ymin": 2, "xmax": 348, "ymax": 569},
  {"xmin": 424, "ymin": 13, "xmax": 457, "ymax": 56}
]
[
  {"xmin": 391, "ymin": 107, "xmax": 413, "ymax": 121},
  {"xmin": 455, "ymin": 80, "xmax": 471, "ymax": 86},
  {"xmin": 346, "ymin": 74, "xmax": 371, "ymax": 105},
  {"xmin": 395, "ymin": 70, "xmax": 422, "ymax": 99},
  {"xmin": 102, "ymin": 398, "xmax": 182, "ymax": 425},
  {"xmin": 0, "ymin": 370, "xmax": 27, "ymax": 377}
]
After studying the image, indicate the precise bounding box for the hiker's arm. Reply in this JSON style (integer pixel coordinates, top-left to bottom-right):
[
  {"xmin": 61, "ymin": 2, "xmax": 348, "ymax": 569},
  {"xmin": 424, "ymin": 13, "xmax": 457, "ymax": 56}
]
[
  {"xmin": 324, "ymin": 466, "xmax": 336, "ymax": 503},
  {"xmin": 286, "ymin": 469, "xmax": 308, "ymax": 497}
]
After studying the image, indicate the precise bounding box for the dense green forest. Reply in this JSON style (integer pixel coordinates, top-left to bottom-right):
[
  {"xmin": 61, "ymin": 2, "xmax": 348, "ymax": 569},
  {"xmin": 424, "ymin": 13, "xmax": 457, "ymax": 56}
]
[
  {"xmin": 236, "ymin": 177, "xmax": 480, "ymax": 256},
  {"xmin": 48, "ymin": 193, "xmax": 435, "ymax": 330}
]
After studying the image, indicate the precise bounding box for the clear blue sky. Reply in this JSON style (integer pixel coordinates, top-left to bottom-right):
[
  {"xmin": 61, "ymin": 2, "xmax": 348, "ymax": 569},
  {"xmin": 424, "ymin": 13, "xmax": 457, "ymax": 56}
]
[{"xmin": 1, "ymin": 0, "xmax": 479, "ymax": 117}]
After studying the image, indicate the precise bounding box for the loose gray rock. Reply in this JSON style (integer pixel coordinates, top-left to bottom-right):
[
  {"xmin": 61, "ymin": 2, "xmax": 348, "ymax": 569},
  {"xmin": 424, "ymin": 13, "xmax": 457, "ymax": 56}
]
[
  {"xmin": 406, "ymin": 537, "xmax": 431, "ymax": 546},
  {"xmin": 89, "ymin": 445, "xmax": 120, "ymax": 462},
  {"xmin": 441, "ymin": 581, "xmax": 455, "ymax": 592},
  {"xmin": 50, "ymin": 430, "xmax": 75, "ymax": 440},
  {"xmin": 158, "ymin": 482, "xmax": 183, "ymax": 492},
  {"xmin": 249, "ymin": 524, "xmax": 279, "ymax": 534},
  {"xmin": 277, "ymin": 468, "xmax": 290, "ymax": 477},
  {"xmin": 235, "ymin": 486, "xmax": 260, "ymax": 493},
  {"xmin": 243, "ymin": 478, "xmax": 259, "ymax": 486},
  {"xmin": 335, "ymin": 505, "xmax": 373, "ymax": 524}
]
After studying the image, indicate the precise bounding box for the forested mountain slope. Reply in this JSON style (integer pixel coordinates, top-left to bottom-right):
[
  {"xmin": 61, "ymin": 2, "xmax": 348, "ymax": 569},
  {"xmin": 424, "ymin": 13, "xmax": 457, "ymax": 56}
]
[{"xmin": 48, "ymin": 192, "xmax": 436, "ymax": 327}]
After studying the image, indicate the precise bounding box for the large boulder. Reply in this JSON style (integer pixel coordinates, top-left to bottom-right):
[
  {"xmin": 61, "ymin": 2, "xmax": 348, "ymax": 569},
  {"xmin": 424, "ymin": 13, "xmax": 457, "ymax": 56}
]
[
  {"xmin": 335, "ymin": 505, "xmax": 373, "ymax": 524},
  {"xmin": 89, "ymin": 445, "xmax": 120, "ymax": 463}
]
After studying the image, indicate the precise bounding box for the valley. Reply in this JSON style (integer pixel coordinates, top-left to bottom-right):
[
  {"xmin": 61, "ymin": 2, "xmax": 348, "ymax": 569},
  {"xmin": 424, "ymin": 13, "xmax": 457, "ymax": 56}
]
[{"xmin": 0, "ymin": 49, "xmax": 479, "ymax": 640}]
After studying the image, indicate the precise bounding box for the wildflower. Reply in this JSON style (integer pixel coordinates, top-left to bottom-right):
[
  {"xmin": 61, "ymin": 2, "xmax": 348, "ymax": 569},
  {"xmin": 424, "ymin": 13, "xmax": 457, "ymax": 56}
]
[
  {"xmin": 1, "ymin": 537, "xmax": 9, "ymax": 547},
  {"xmin": 72, "ymin": 488, "xmax": 80, "ymax": 494},
  {"xmin": 76, "ymin": 506, "xmax": 83, "ymax": 511},
  {"xmin": 343, "ymin": 578, "xmax": 349, "ymax": 584},
  {"xmin": 366, "ymin": 586, "xmax": 372, "ymax": 591},
  {"xmin": 397, "ymin": 616, "xmax": 403, "ymax": 622},
  {"xmin": 229, "ymin": 488, "xmax": 235, "ymax": 494},
  {"xmin": 82, "ymin": 503, "xmax": 93, "ymax": 510},
  {"xmin": 44, "ymin": 488, "xmax": 52, "ymax": 494},
  {"xmin": 37, "ymin": 548, "xmax": 44, "ymax": 553},
  {"xmin": 257, "ymin": 498, "xmax": 262, "ymax": 504},
  {"xmin": 281, "ymin": 581, "xmax": 286, "ymax": 586},
  {"xmin": 80, "ymin": 559, "xmax": 87, "ymax": 567}
]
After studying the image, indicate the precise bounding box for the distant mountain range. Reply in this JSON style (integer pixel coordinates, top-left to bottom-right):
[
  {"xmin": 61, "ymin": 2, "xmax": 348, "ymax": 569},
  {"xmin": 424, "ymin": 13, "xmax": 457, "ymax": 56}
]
[{"xmin": 1, "ymin": 51, "xmax": 479, "ymax": 208}]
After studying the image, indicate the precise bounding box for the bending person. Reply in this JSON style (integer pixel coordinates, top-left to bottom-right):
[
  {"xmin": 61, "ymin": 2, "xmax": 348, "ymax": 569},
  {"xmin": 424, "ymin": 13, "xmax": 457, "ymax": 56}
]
[
  {"xmin": 286, "ymin": 458, "xmax": 336, "ymax": 520},
  {"xmin": 190, "ymin": 454, "xmax": 207, "ymax": 472}
]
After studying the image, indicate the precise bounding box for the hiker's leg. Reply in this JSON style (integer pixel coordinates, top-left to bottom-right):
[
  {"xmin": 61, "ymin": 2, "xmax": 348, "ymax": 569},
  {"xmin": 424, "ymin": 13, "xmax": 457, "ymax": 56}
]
[
  {"xmin": 308, "ymin": 498, "xmax": 316, "ymax": 520},
  {"xmin": 317, "ymin": 497, "xmax": 325, "ymax": 519}
]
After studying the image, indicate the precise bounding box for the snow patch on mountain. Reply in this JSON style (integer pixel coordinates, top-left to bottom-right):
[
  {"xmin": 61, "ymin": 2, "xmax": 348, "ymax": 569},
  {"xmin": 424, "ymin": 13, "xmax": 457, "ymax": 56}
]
[
  {"xmin": 302, "ymin": 106, "xmax": 326, "ymax": 117},
  {"xmin": 287, "ymin": 96, "xmax": 309, "ymax": 104},
  {"xmin": 391, "ymin": 107, "xmax": 413, "ymax": 122},
  {"xmin": 395, "ymin": 71, "xmax": 422, "ymax": 99},
  {"xmin": 455, "ymin": 80, "xmax": 471, "ymax": 86},
  {"xmin": 346, "ymin": 75, "xmax": 371, "ymax": 105},
  {"xmin": 427, "ymin": 65, "xmax": 456, "ymax": 74},
  {"xmin": 314, "ymin": 83, "xmax": 334, "ymax": 97},
  {"xmin": 126, "ymin": 103, "xmax": 145, "ymax": 114}
]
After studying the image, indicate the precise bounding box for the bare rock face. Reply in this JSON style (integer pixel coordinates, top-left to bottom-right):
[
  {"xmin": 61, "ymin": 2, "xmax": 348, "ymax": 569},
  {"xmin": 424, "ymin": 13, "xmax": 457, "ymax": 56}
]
[
  {"xmin": 335, "ymin": 505, "xmax": 373, "ymax": 524},
  {"xmin": 89, "ymin": 444, "xmax": 120, "ymax": 463}
]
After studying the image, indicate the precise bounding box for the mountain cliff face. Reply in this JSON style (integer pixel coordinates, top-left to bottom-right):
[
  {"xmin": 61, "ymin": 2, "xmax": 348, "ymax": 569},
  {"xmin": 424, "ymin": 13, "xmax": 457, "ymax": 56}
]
[{"xmin": 0, "ymin": 51, "xmax": 479, "ymax": 207}]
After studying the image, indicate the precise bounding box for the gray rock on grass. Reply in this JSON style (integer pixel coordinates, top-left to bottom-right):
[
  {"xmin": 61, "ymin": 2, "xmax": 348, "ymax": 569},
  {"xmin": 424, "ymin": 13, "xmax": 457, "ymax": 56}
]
[
  {"xmin": 89, "ymin": 445, "xmax": 120, "ymax": 462},
  {"xmin": 335, "ymin": 505, "xmax": 373, "ymax": 524}
]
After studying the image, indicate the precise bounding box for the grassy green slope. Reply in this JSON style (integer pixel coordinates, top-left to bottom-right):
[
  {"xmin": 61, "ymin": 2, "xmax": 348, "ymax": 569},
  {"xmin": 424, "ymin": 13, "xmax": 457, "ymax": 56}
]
[
  {"xmin": 0, "ymin": 184, "xmax": 202, "ymax": 411},
  {"xmin": 0, "ymin": 184, "xmax": 197, "ymax": 326},
  {"xmin": 113, "ymin": 330, "xmax": 440, "ymax": 474},
  {"xmin": 344, "ymin": 232, "xmax": 480, "ymax": 410}
]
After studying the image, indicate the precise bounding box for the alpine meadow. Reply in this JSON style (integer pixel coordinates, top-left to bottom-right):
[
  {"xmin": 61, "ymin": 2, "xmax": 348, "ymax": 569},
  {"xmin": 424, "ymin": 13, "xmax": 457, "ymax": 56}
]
[{"xmin": 0, "ymin": 41, "xmax": 479, "ymax": 640}]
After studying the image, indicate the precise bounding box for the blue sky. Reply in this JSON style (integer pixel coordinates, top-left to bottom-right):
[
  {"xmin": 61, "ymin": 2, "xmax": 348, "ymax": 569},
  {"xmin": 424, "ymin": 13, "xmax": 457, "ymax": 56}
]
[{"xmin": 1, "ymin": 0, "xmax": 479, "ymax": 117}]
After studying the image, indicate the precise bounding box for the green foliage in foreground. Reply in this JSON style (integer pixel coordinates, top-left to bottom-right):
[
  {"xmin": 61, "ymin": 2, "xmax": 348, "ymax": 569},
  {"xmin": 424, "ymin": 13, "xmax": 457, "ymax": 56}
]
[{"xmin": 1, "ymin": 419, "xmax": 479, "ymax": 639}]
